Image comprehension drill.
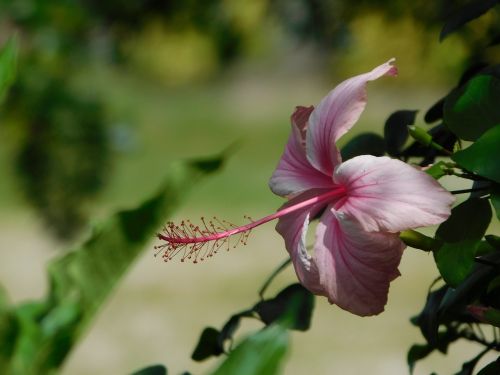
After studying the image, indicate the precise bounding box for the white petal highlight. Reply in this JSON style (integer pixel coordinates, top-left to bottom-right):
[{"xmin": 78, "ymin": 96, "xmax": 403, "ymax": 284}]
[
  {"xmin": 306, "ymin": 59, "xmax": 397, "ymax": 175},
  {"xmin": 334, "ymin": 155, "xmax": 455, "ymax": 232}
]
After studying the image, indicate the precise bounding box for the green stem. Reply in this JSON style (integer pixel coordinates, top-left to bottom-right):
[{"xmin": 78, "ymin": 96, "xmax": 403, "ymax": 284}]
[
  {"xmin": 455, "ymin": 173, "xmax": 486, "ymax": 181},
  {"xmin": 408, "ymin": 125, "xmax": 453, "ymax": 156},
  {"xmin": 450, "ymin": 187, "xmax": 490, "ymax": 195},
  {"xmin": 258, "ymin": 258, "xmax": 292, "ymax": 300},
  {"xmin": 400, "ymin": 230, "xmax": 438, "ymax": 251}
]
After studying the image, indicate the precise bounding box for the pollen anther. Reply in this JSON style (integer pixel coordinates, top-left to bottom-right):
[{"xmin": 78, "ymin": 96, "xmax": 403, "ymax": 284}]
[{"xmin": 155, "ymin": 216, "xmax": 253, "ymax": 263}]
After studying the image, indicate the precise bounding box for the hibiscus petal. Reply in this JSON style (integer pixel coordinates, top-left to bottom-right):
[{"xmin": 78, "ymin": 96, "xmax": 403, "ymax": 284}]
[
  {"xmin": 306, "ymin": 59, "xmax": 397, "ymax": 175},
  {"xmin": 269, "ymin": 106, "xmax": 333, "ymax": 197},
  {"xmin": 334, "ymin": 155, "xmax": 455, "ymax": 232},
  {"xmin": 314, "ymin": 209, "xmax": 405, "ymax": 316},
  {"xmin": 275, "ymin": 189, "xmax": 331, "ymax": 296}
]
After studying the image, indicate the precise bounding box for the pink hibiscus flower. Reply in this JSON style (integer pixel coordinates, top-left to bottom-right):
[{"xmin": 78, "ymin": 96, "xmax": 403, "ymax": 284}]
[
  {"xmin": 269, "ymin": 59, "xmax": 453, "ymax": 315},
  {"xmin": 157, "ymin": 59, "xmax": 454, "ymax": 316}
]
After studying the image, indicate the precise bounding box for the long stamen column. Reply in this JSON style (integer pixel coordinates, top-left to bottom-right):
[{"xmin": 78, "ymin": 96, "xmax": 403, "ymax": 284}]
[{"xmin": 156, "ymin": 186, "xmax": 345, "ymax": 263}]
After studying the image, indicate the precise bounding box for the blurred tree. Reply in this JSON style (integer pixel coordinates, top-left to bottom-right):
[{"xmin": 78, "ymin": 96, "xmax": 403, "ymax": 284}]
[
  {"xmin": 270, "ymin": 0, "xmax": 500, "ymax": 64},
  {"xmin": 1, "ymin": 0, "xmax": 498, "ymax": 242},
  {"xmin": 0, "ymin": 0, "xmax": 250, "ymax": 241}
]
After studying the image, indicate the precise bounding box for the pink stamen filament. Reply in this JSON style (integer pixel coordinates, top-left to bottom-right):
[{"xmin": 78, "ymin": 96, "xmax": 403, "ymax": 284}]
[{"xmin": 156, "ymin": 186, "xmax": 345, "ymax": 263}]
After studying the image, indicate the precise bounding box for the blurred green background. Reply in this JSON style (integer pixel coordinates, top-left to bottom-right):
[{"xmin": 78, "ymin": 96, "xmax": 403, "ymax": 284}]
[{"xmin": 0, "ymin": 0, "xmax": 498, "ymax": 374}]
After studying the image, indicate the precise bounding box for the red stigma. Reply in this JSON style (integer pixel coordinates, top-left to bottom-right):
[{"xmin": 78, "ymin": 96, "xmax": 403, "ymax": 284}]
[{"xmin": 155, "ymin": 216, "xmax": 252, "ymax": 263}]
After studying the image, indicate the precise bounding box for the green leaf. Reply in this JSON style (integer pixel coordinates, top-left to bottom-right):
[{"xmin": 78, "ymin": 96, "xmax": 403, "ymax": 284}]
[
  {"xmin": 130, "ymin": 364, "xmax": 168, "ymax": 375},
  {"xmin": 445, "ymin": 75, "xmax": 500, "ymax": 141},
  {"xmin": 210, "ymin": 324, "xmax": 289, "ymax": 375},
  {"xmin": 435, "ymin": 241, "xmax": 486, "ymax": 287},
  {"xmin": 454, "ymin": 348, "xmax": 492, "ymax": 375},
  {"xmin": 425, "ymin": 98, "xmax": 445, "ymax": 124},
  {"xmin": 439, "ymin": 251, "xmax": 500, "ymax": 315},
  {"xmin": 253, "ymin": 284, "xmax": 314, "ymax": 331},
  {"xmin": 434, "ymin": 198, "xmax": 492, "ymax": 286},
  {"xmin": 436, "ymin": 198, "xmax": 491, "ymax": 243},
  {"xmin": 192, "ymin": 309, "xmax": 255, "ymax": 362},
  {"xmin": 424, "ymin": 161, "xmax": 448, "ymax": 180},
  {"xmin": 0, "ymin": 308, "xmax": 19, "ymax": 373},
  {"xmin": 0, "ymin": 36, "xmax": 17, "ymax": 101},
  {"xmin": 384, "ymin": 110, "xmax": 417, "ymax": 156},
  {"xmin": 407, "ymin": 344, "xmax": 433, "ymax": 374},
  {"xmin": 340, "ymin": 133, "xmax": 385, "ymax": 161},
  {"xmin": 7, "ymin": 155, "xmax": 225, "ymax": 374},
  {"xmin": 218, "ymin": 312, "xmax": 249, "ymax": 352},
  {"xmin": 192, "ymin": 327, "xmax": 224, "ymax": 362},
  {"xmin": 485, "ymin": 234, "xmax": 500, "ymax": 249},
  {"xmin": 453, "ymin": 125, "xmax": 500, "ymax": 183},
  {"xmin": 440, "ymin": 0, "xmax": 499, "ymax": 41},
  {"xmin": 477, "ymin": 357, "xmax": 500, "ymax": 375},
  {"xmin": 407, "ymin": 326, "xmax": 460, "ymax": 374},
  {"xmin": 412, "ymin": 285, "xmax": 448, "ymax": 346}
]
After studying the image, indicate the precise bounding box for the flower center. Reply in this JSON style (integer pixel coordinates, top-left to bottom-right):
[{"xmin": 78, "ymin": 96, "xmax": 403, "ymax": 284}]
[{"xmin": 156, "ymin": 185, "xmax": 346, "ymax": 263}]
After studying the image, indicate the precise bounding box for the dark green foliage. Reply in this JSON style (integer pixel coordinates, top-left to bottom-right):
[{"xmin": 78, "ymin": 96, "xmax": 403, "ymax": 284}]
[
  {"xmin": 453, "ymin": 347, "xmax": 492, "ymax": 375},
  {"xmin": 453, "ymin": 125, "xmax": 500, "ymax": 184},
  {"xmin": 400, "ymin": 124, "xmax": 456, "ymax": 166},
  {"xmin": 192, "ymin": 328, "xmax": 225, "ymax": 361},
  {"xmin": 210, "ymin": 323, "xmax": 289, "ymax": 375},
  {"xmin": 254, "ymin": 284, "xmax": 314, "ymax": 331},
  {"xmin": 384, "ymin": 110, "xmax": 417, "ymax": 156},
  {"xmin": 15, "ymin": 86, "xmax": 110, "ymax": 240},
  {"xmin": 218, "ymin": 313, "xmax": 249, "ymax": 352},
  {"xmin": 439, "ymin": 251, "xmax": 500, "ymax": 315},
  {"xmin": 425, "ymin": 63, "xmax": 489, "ymax": 125},
  {"xmin": 434, "ymin": 198, "xmax": 492, "ymax": 286},
  {"xmin": 407, "ymin": 327, "xmax": 460, "ymax": 375},
  {"xmin": 191, "ymin": 310, "xmax": 255, "ymax": 362},
  {"xmin": 477, "ymin": 357, "xmax": 500, "ymax": 374},
  {"xmin": 436, "ymin": 197, "xmax": 491, "ymax": 244},
  {"xmin": 485, "ymin": 234, "xmax": 500, "ymax": 249},
  {"xmin": 444, "ymin": 75, "xmax": 500, "ymax": 141},
  {"xmin": 0, "ymin": 36, "xmax": 17, "ymax": 101},
  {"xmin": 131, "ymin": 364, "xmax": 168, "ymax": 375},
  {"xmin": 408, "ymin": 251, "xmax": 500, "ymax": 372},
  {"xmin": 412, "ymin": 285, "xmax": 449, "ymax": 346},
  {"xmin": 440, "ymin": 0, "xmax": 499, "ymax": 41},
  {"xmin": 425, "ymin": 161, "xmax": 448, "ymax": 180},
  {"xmin": 191, "ymin": 281, "xmax": 314, "ymax": 364},
  {"xmin": 407, "ymin": 344, "xmax": 433, "ymax": 374},
  {"xmin": 424, "ymin": 98, "xmax": 445, "ymax": 124},
  {"xmin": 340, "ymin": 133, "xmax": 385, "ymax": 160},
  {"xmin": 0, "ymin": 305, "xmax": 19, "ymax": 371}
]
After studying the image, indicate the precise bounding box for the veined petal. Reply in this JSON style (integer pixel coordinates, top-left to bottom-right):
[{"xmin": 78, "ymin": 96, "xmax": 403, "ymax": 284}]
[
  {"xmin": 334, "ymin": 155, "xmax": 455, "ymax": 232},
  {"xmin": 275, "ymin": 189, "xmax": 331, "ymax": 296},
  {"xmin": 314, "ymin": 209, "xmax": 405, "ymax": 316},
  {"xmin": 269, "ymin": 106, "xmax": 333, "ymax": 197},
  {"xmin": 306, "ymin": 59, "xmax": 397, "ymax": 175}
]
